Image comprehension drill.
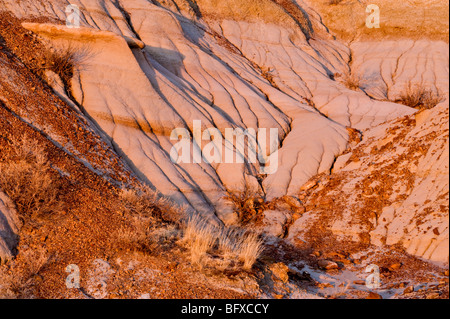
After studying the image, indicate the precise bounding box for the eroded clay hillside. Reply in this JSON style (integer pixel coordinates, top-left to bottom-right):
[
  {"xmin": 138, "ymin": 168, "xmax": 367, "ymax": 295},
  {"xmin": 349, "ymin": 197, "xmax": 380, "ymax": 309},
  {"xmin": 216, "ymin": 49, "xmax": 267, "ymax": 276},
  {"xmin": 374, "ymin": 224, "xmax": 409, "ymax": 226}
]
[{"xmin": 0, "ymin": 0, "xmax": 448, "ymax": 299}]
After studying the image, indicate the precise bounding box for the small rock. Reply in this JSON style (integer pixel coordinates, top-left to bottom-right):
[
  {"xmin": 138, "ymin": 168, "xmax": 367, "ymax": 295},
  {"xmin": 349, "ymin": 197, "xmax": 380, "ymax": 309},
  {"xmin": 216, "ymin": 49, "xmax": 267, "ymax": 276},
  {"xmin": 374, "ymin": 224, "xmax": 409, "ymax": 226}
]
[
  {"xmin": 273, "ymin": 294, "xmax": 284, "ymax": 299},
  {"xmin": 292, "ymin": 212, "xmax": 303, "ymax": 220},
  {"xmin": 300, "ymin": 180, "xmax": 317, "ymax": 191},
  {"xmin": 366, "ymin": 292, "xmax": 383, "ymax": 299},
  {"xmin": 288, "ymin": 267, "xmax": 315, "ymax": 283},
  {"xmin": 389, "ymin": 263, "xmax": 402, "ymax": 271},
  {"xmin": 339, "ymin": 258, "xmax": 351, "ymax": 265},
  {"xmin": 269, "ymin": 262, "xmax": 290, "ymax": 283},
  {"xmin": 32, "ymin": 274, "xmax": 44, "ymax": 282},
  {"xmin": 444, "ymin": 270, "xmax": 449, "ymax": 276},
  {"xmin": 261, "ymin": 210, "xmax": 288, "ymax": 237},
  {"xmin": 353, "ymin": 280, "xmax": 366, "ymax": 286},
  {"xmin": 274, "ymin": 201, "xmax": 292, "ymax": 211},
  {"xmin": 293, "ymin": 206, "xmax": 306, "ymax": 215},
  {"xmin": 336, "ymin": 261, "xmax": 345, "ymax": 270},
  {"xmin": 360, "ymin": 255, "xmax": 368, "ymax": 261},
  {"xmin": 403, "ymin": 286, "xmax": 414, "ymax": 294},
  {"xmin": 281, "ymin": 195, "xmax": 303, "ymax": 208},
  {"xmin": 317, "ymin": 282, "xmax": 334, "ymax": 289},
  {"xmin": 318, "ymin": 259, "xmax": 339, "ymax": 271},
  {"xmin": 329, "ymin": 252, "xmax": 347, "ymax": 259}
]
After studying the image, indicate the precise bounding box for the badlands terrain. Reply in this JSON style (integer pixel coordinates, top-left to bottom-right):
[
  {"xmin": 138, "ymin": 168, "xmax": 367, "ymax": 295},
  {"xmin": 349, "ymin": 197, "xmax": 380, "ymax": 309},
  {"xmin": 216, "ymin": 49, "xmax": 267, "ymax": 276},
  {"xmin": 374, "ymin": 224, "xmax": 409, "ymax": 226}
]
[{"xmin": 0, "ymin": 0, "xmax": 448, "ymax": 299}]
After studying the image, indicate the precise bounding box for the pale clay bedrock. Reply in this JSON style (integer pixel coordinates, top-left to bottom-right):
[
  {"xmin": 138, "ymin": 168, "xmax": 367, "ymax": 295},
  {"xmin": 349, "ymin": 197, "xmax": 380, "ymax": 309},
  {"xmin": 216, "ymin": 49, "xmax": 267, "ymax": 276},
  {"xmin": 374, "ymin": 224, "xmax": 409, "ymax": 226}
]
[{"xmin": 0, "ymin": 0, "xmax": 448, "ymax": 265}]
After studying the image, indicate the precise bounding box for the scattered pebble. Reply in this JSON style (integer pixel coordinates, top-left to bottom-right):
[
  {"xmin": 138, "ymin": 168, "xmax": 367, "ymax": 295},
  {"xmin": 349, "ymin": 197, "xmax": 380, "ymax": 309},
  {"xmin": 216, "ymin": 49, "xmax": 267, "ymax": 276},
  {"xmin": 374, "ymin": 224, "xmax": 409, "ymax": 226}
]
[
  {"xmin": 318, "ymin": 259, "xmax": 339, "ymax": 270},
  {"xmin": 366, "ymin": 292, "xmax": 383, "ymax": 299},
  {"xmin": 403, "ymin": 286, "xmax": 414, "ymax": 294}
]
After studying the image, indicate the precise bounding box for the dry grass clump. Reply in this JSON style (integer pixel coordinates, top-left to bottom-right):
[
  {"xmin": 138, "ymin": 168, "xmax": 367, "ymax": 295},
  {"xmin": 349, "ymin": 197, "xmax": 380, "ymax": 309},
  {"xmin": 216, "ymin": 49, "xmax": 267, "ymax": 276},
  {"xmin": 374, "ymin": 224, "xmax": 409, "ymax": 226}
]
[
  {"xmin": 115, "ymin": 188, "xmax": 264, "ymax": 271},
  {"xmin": 183, "ymin": 215, "xmax": 217, "ymax": 265},
  {"xmin": 224, "ymin": 183, "xmax": 266, "ymax": 225},
  {"xmin": 0, "ymin": 137, "xmax": 63, "ymax": 221},
  {"xmin": 114, "ymin": 188, "xmax": 183, "ymax": 255},
  {"xmin": 36, "ymin": 43, "xmax": 92, "ymax": 89},
  {"xmin": 114, "ymin": 216, "xmax": 179, "ymax": 256},
  {"xmin": 335, "ymin": 70, "xmax": 363, "ymax": 91},
  {"xmin": 0, "ymin": 12, "xmax": 90, "ymax": 90},
  {"xmin": 0, "ymin": 248, "xmax": 49, "ymax": 299},
  {"xmin": 217, "ymin": 227, "xmax": 264, "ymax": 270},
  {"xmin": 120, "ymin": 188, "xmax": 162, "ymax": 218},
  {"xmin": 120, "ymin": 188, "xmax": 185, "ymax": 224},
  {"xmin": 395, "ymin": 83, "xmax": 444, "ymax": 110},
  {"xmin": 181, "ymin": 215, "xmax": 264, "ymax": 271}
]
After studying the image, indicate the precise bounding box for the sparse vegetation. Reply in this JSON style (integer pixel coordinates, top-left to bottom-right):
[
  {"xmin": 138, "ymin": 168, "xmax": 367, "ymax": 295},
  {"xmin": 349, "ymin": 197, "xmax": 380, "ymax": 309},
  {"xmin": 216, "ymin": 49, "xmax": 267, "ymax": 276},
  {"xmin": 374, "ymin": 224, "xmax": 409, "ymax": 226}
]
[
  {"xmin": 260, "ymin": 66, "xmax": 277, "ymax": 87},
  {"xmin": 0, "ymin": 137, "xmax": 64, "ymax": 221},
  {"xmin": 219, "ymin": 228, "xmax": 264, "ymax": 270},
  {"xmin": 224, "ymin": 183, "xmax": 266, "ymax": 225},
  {"xmin": 119, "ymin": 188, "xmax": 185, "ymax": 224},
  {"xmin": 115, "ymin": 216, "xmax": 179, "ymax": 256},
  {"xmin": 181, "ymin": 214, "xmax": 264, "ymax": 271},
  {"xmin": 116, "ymin": 182, "xmax": 305, "ymax": 272},
  {"xmin": 336, "ymin": 70, "xmax": 363, "ymax": 91},
  {"xmin": 182, "ymin": 215, "xmax": 217, "ymax": 265},
  {"xmin": 114, "ymin": 188, "xmax": 183, "ymax": 255},
  {"xmin": 38, "ymin": 43, "xmax": 92, "ymax": 89},
  {"xmin": 395, "ymin": 83, "xmax": 444, "ymax": 110},
  {"xmin": 0, "ymin": 248, "xmax": 49, "ymax": 299},
  {"xmin": 115, "ymin": 188, "xmax": 264, "ymax": 271}
]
